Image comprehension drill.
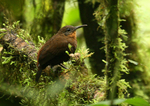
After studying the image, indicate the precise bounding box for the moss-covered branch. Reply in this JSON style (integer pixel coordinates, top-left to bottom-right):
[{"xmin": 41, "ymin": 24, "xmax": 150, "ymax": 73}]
[
  {"xmin": 0, "ymin": 28, "xmax": 37, "ymax": 61},
  {"xmin": 0, "ymin": 21, "xmax": 106, "ymax": 105}
]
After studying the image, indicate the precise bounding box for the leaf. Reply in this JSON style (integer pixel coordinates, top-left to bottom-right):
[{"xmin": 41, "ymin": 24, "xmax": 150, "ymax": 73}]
[
  {"xmin": 124, "ymin": 97, "xmax": 150, "ymax": 106},
  {"xmin": 128, "ymin": 59, "xmax": 138, "ymax": 65},
  {"xmin": 65, "ymin": 51, "xmax": 69, "ymax": 55},
  {"xmin": 89, "ymin": 97, "xmax": 149, "ymax": 106},
  {"xmin": 2, "ymin": 56, "xmax": 13, "ymax": 64},
  {"xmin": 68, "ymin": 43, "xmax": 72, "ymax": 51}
]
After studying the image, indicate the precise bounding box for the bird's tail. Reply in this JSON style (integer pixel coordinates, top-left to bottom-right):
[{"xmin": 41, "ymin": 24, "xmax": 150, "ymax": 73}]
[{"xmin": 36, "ymin": 67, "xmax": 42, "ymax": 82}]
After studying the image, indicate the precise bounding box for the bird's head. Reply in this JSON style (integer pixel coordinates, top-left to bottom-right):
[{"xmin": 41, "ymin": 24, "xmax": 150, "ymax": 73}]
[{"xmin": 57, "ymin": 24, "xmax": 87, "ymax": 39}]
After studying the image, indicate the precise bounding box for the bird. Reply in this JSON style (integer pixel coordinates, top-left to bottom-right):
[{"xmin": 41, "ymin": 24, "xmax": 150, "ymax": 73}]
[{"xmin": 36, "ymin": 24, "xmax": 87, "ymax": 82}]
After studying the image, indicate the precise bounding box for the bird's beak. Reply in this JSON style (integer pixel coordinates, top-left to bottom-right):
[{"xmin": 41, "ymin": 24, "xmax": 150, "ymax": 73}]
[{"xmin": 75, "ymin": 24, "xmax": 87, "ymax": 30}]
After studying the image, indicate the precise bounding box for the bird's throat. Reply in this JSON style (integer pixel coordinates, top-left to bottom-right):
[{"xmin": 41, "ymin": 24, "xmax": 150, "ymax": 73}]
[{"xmin": 69, "ymin": 31, "xmax": 76, "ymax": 39}]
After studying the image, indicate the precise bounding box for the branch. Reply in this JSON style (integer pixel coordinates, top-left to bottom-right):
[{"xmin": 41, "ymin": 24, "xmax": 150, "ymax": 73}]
[
  {"xmin": 0, "ymin": 29, "xmax": 37, "ymax": 61},
  {"xmin": 0, "ymin": 28, "xmax": 105, "ymax": 102}
]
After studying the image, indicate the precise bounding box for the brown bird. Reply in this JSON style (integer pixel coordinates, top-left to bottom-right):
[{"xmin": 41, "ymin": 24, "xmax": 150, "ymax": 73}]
[{"xmin": 36, "ymin": 24, "xmax": 87, "ymax": 82}]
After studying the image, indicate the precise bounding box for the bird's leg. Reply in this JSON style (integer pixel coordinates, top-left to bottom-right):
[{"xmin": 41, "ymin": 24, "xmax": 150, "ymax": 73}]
[{"xmin": 59, "ymin": 63, "xmax": 68, "ymax": 69}]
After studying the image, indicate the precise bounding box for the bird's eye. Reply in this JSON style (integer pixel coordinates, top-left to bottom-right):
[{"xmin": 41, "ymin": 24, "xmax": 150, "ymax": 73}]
[{"xmin": 66, "ymin": 28, "xmax": 70, "ymax": 32}]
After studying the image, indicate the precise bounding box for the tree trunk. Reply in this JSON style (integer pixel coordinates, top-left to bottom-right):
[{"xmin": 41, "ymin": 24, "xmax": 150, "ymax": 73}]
[
  {"xmin": 78, "ymin": 0, "xmax": 105, "ymax": 76},
  {"xmin": 105, "ymin": 0, "xmax": 120, "ymax": 102},
  {"xmin": 30, "ymin": 0, "xmax": 65, "ymax": 42}
]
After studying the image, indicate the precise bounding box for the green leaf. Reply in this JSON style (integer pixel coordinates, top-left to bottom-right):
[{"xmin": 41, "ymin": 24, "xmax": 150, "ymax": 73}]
[
  {"xmin": 68, "ymin": 43, "xmax": 72, "ymax": 51},
  {"xmin": 124, "ymin": 97, "xmax": 150, "ymax": 106},
  {"xmin": 89, "ymin": 97, "xmax": 149, "ymax": 106},
  {"xmin": 2, "ymin": 56, "xmax": 13, "ymax": 64},
  {"xmin": 65, "ymin": 51, "xmax": 69, "ymax": 55},
  {"xmin": 128, "ymin": 59, "xmax": 138, "ymax": 65}
]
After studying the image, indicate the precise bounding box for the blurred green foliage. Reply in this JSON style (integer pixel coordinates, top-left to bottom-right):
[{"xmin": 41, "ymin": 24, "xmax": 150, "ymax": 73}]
[
  {"xmin": 62, "ymin": 1, "xmax": 81, "ymax": 26},
  {"xmin": 0, "ymin": 0, "xmax": 150, "ymax": 106},
  {"xmin": 0, "ymin": 19, "xmax": 106, "ymax": 105},
  {"xmin": 89, "ymin": 97, "xmax": 150, "ymax": 106},
  {"xmin": 0, "ymin": 25, "xmax": 106, "ymax": 105}
]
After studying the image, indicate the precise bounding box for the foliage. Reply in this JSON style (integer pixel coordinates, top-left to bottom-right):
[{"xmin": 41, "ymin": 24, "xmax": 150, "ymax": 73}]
[
  {"xmin": 2, "ymin": 18, "xmax": 33, "ymax": 43},
  {"xmin": 91, "ymin": 0, "xmax": 150, "ymax": 104},
  {"xmin": 61, "ymin": 0, "xmax": 81, "ymax": 27},
  {"xmin": 0, "ymin": 21, "xmax": 106, "ymax": 105},
  {"xmin": 92, "ymin": 1, "xmax": 131, "ymax": 103},
  {"xmin": 89, "ymin": 97, "xmax": 150, "ymax": 106},
  {"xmin": 0, "ymin": 0, "xmax": 150, "ymax": 105},
  {"xmin": 0, "ymin": 47, "xmax": 105, "ymax": 105}
]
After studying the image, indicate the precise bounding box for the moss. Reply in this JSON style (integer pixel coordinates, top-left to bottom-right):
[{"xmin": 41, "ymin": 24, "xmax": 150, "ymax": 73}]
[{"xmin": 0, "ymin": 20, "xmax": 106, "ymax": 105}]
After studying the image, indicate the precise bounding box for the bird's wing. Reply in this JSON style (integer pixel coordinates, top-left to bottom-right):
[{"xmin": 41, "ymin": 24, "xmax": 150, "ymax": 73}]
[{"xmin": 37, "ymin": 36, "xmax": 69, "ymax": 67}]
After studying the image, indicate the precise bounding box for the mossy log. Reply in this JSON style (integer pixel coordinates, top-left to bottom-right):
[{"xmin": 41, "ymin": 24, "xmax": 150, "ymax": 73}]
[
  {"xmin": 0, "ymin": 28, "xmax": 88, "ymax": 80},
  {"xmin": 0, "ymin": 29, "xmax": 37, "ymax": 61},
  {"xmin": 0, "ymin": 28, "xmax": 105, "ymax": 105}
]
